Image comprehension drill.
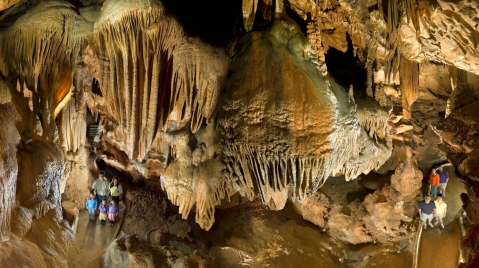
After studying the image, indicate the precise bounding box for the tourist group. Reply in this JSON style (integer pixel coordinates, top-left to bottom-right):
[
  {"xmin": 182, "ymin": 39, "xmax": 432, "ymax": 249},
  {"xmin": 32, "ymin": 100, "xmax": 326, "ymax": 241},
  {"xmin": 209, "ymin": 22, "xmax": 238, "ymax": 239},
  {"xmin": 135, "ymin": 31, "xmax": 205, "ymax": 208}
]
[
  {"xmin": 418, "ymin": 166, "xmax": 449, "ymax": 229},
  {"xmin": 85, "ymin": 171, "xmax": 123, "ymax": 226}
]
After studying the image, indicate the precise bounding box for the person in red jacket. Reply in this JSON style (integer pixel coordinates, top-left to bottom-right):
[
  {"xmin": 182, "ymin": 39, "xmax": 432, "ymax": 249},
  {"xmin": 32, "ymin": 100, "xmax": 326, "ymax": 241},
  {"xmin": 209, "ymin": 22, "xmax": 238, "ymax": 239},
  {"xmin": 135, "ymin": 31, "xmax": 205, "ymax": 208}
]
[{"xmin": 429, "ymin": 169, "xmax": 440, "ymax": 197}]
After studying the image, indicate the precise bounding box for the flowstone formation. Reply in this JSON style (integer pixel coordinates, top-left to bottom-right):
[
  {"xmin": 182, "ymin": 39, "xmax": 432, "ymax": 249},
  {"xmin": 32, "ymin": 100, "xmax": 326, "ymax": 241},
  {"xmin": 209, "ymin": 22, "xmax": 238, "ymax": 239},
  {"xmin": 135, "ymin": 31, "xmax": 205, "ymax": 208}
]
[
  {"xmin": 221, "ymin": 18, "xmax": 391, "ymax": 211},
  {"xmin": 2, "ymin": 0, "xmax": 479, "ymax": 267}
]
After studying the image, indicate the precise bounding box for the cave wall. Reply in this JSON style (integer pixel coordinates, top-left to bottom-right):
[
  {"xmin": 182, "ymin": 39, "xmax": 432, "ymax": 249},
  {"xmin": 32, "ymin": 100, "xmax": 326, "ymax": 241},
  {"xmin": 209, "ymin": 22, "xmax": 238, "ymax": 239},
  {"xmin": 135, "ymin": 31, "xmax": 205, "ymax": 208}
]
[{"xmin": 1, "ymin": 0, "xmax": 479, "ymax": 266}]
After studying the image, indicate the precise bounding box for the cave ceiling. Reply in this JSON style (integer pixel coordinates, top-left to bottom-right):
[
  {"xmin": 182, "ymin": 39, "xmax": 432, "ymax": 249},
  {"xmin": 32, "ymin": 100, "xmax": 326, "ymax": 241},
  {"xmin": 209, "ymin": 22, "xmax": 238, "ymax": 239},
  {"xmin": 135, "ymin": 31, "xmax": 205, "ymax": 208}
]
[{"xmin": 1, "ymin": 0, "xmax": 479, "ymax": 236}]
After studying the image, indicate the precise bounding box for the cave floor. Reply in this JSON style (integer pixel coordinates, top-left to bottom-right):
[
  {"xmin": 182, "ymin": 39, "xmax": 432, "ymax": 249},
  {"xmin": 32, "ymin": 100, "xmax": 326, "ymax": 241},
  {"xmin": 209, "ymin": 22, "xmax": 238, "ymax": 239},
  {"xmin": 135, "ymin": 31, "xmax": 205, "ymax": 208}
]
[
  {"xmin": 417, "ymin": 166, "xmax": 466, "ymax": 268},
  {"xmin": 67, "ymin": 156, "xmax": 128, "ymax": 268},
  {"xmin": 67, "ymin": 209, "xmax": 117, "ymax": 268}
]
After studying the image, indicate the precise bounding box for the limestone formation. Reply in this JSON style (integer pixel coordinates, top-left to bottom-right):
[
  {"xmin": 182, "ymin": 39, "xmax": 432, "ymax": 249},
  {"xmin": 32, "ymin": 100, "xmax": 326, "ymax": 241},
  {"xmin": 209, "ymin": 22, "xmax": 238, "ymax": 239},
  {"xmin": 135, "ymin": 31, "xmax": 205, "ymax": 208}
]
[
  {"xmin": 0, "ymin": 107, "xmax": 21, "ymax": 242},
  {"xmin": 222, "ymin": 18, "xmax": 391, "ymax": 212},
  {"xmin": 389, "ymin": 147, "xmax": 423, "ymax": 202},
  {"xmin": 2, "ymin": 0, "xmax": 479, "ymax": 266},
  {"xmin": 0, "ymin": 1, "xmax": 91, "ymax": 138},
  {"xmin": 93, "ymin": 0, "xmax": 228, "ymax": 161}
]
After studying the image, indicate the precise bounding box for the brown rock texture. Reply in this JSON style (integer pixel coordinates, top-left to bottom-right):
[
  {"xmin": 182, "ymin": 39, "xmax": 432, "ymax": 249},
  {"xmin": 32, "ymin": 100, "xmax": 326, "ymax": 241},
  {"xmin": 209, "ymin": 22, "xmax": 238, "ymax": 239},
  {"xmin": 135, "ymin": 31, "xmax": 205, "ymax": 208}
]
[
  {"xmin": 2, "ymin": 0, "xmax": 479, "ymax": 266},
  {"xmin": 0, "ymin": 0, "xmax": 20, "ymax": 11},
  {"xmin": 221, "ymin": 18, "xmax": 391, "ymax": 215},
  {"xmin": 0, "ymin": 106, "xmax": 21, "ymax": 242}
]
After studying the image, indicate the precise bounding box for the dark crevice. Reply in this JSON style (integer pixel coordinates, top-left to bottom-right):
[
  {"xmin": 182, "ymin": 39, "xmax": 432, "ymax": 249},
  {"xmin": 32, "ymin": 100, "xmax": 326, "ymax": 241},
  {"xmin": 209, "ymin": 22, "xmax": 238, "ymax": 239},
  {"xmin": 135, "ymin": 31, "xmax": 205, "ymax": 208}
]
[
  {"xmin": 325, "ymin": 33, "xmax": 367, "ymax": 95},
  {"xmin": 161, "ymin": 0, "xmax": 243, "ymax": 46}
]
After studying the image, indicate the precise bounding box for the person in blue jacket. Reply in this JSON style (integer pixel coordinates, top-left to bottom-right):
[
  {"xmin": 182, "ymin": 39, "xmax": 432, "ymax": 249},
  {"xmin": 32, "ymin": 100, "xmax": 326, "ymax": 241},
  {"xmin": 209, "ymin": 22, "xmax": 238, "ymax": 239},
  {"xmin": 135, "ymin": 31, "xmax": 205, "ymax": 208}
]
[{"xmin": 86, "ymin": 192, "xmax": 98, "ymax": 221}]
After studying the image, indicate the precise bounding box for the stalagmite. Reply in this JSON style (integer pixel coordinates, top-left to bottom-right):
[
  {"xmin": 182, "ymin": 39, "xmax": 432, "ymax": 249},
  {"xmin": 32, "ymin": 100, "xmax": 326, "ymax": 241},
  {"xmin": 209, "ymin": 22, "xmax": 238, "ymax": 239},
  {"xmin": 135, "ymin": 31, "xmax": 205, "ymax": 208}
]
[{"xmin": 389, "ymin": 147, "xmax": 423, "ymax": 202}]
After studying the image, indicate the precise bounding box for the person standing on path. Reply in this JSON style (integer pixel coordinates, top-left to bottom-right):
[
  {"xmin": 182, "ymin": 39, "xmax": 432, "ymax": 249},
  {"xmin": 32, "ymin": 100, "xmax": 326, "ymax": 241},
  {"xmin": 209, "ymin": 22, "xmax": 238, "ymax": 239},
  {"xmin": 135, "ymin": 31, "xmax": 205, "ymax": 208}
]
[
  {"xmin": 108, "ymin": 200, "xmax": 119, "ymax": 227},
  {"xmin": 434, "ymin": 195, "xmax": 447, "ymax": 229},
  {"xmin": 437, "ymin": 166, "xmax": 449, "ymax": 197},
  {"xmin": 109, "ymin": 177, "xmax": 123, "ymax": 205},
  {"xmin": 85, "ymin": 193, "xmax": 98, "ymax": 221},
  {"xmin": 419, "ymin": 195, "xmax": 436, "ymax": 229},
  {"xmin": 92, "ymin": 171, "xmax": 110, "ymax": 206},
  {"xmin": 98, "ymin": 199, "xmax": 109, "ymax": 225},
  {"xmin": 429, "ymin": 169, "xmax": 440, "ymax": 197}
]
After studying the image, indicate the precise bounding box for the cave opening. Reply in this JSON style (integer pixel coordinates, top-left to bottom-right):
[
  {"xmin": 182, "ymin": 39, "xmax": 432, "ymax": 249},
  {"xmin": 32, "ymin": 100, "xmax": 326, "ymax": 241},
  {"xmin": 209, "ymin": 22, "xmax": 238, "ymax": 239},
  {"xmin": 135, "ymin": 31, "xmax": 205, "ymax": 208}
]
[{"xmin": 324, "ymin": 33, "xmax": 367, "ymax": 96}]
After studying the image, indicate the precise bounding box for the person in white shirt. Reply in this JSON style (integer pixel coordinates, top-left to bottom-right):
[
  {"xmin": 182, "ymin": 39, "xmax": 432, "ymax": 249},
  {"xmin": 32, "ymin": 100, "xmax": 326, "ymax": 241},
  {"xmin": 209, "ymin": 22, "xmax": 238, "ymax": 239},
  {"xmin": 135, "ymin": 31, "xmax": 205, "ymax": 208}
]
[{"xmin": 92, "ymin": 171, "xmax": 110, "ymax": 207}]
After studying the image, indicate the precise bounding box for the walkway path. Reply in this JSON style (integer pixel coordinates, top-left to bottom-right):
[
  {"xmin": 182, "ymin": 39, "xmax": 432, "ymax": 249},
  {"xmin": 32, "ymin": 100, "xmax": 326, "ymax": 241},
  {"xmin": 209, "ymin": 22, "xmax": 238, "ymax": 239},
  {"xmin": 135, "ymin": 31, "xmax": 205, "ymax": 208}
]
[
  {"xmin": 417, "ymin": 166, "xmax": 465, "ymax": 268},
  {"xmin": 67, "ymin": 156, "xmax": 128, "ymax": 268},
  {"xmin": 67, "ymin": 209, "xmax": 118, "ymax": 268}
]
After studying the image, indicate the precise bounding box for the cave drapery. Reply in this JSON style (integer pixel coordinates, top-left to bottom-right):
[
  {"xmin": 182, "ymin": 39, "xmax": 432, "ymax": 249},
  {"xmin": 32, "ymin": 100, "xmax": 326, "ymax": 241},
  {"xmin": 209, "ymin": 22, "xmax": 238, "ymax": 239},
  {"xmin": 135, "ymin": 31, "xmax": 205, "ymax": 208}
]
[{"xmin": 1, "ymin": 0, "xmax": 479, "ymax": 267}]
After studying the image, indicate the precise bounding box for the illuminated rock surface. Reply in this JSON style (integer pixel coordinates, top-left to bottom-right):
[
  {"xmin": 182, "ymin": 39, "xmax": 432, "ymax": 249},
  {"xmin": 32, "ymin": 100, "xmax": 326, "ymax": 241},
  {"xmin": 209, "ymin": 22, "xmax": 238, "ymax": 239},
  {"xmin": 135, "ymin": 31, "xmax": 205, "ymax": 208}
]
[{"xmin": 0, "ymin": 0, "xmax": 479, "ymax": 267}]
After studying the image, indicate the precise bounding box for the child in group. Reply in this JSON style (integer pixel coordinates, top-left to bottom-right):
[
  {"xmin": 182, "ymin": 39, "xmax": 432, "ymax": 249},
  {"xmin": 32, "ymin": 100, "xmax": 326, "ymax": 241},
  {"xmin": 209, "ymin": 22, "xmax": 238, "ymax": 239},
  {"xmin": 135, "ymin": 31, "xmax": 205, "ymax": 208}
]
[
  {"xmin": 98, "ymin": 199, "xmax": 109, "ymax": 225},
  {"xmin": 86, "ymin": 193, "xmax": 98, "ymax": 221},
  {"xmin": 108, "ymin": 200, "xmax": 119, "ymax": 226}
]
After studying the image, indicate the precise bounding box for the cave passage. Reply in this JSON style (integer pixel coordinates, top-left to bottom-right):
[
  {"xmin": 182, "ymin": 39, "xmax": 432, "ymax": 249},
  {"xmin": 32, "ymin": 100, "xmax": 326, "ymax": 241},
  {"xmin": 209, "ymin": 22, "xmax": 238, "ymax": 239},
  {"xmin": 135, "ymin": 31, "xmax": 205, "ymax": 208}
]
[
  {"xmin": 417, "ymin": 165, "xmax": 466, "ymax": 268},
  {"xmin": 67, "ymin": 155, "xmax": 129, "ymax": 268}
]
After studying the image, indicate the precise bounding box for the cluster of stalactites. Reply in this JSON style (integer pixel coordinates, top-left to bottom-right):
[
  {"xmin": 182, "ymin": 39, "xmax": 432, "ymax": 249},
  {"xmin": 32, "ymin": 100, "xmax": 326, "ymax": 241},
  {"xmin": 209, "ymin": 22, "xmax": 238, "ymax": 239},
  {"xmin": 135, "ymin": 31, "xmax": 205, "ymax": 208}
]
[
  {"xmin": 95, "ymin": 0, "xmax": 227, "ymax": 161},
  {"xmin": 0, "ymin": 1, "xmax": 90, "ymax": 139},
  {"xmin": 160, "ymin": 125, "xmax": 228, "ymax": 230},
  {"xmin": 242, "ymin": 0, "xmax": 284, "ymax": 31},
  {"xmin": 356, "ymin": 99, "xmax": 391, "ymax": 140},
  {"xmin": 336, "ymin": 129, "xmax": 392, "ymax": 182},
  {"xmin": 223, "ymin": 118, "xmax": 363, "ymax": 207}
]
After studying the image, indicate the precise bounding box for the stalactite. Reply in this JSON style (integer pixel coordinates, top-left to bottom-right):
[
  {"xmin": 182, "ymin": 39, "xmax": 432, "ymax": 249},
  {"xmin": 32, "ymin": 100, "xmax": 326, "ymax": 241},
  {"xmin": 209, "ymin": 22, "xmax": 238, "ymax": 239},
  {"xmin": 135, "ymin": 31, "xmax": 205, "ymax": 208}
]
[
  {"xmin": 0, "ymin": 1, "xmax": 89, "ymax": 139},
  {"xmin": 170, "ymin": 38, "xmax": 228, "ymax": 133},
  {"xmin": 58, "ymin": 91, "xmax": 87, "ymax": 153},
  {"xmin": 356, "ymin": 99, "xmax": 390, "ymax": 140},
  {"xmin": 399, "ymin": 57, "xmax": 419, "ymax": 119},
  {"xmin": 374, "ymin": 83, "xmax": 388, "ymax": 107},
  {"xmin": 274, "ymin": 0, "xmax": 283, "ymax": 18},
  {"xmin": 94, "ymin": 0, "xmax": 227, "ymax": 161},
  {"xmin": 242, "ymin": 0, "xmax": 259, "ymax": 31},
  {"xmin": 405, "ymin": 0, "xmax": 420, "ymax": 34},
  {"xmin": 160, "ymin": 124, "xmax": 227, "ymax": 230}
]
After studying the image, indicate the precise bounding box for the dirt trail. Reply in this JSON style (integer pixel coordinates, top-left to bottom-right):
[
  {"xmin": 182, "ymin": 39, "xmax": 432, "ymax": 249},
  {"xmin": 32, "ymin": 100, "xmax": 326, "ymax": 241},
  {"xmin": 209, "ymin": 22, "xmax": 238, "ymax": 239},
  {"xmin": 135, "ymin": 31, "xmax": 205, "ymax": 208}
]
[{"xmin": 417, "ymin": 166, "xmax": 465, "ymax": 268}]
